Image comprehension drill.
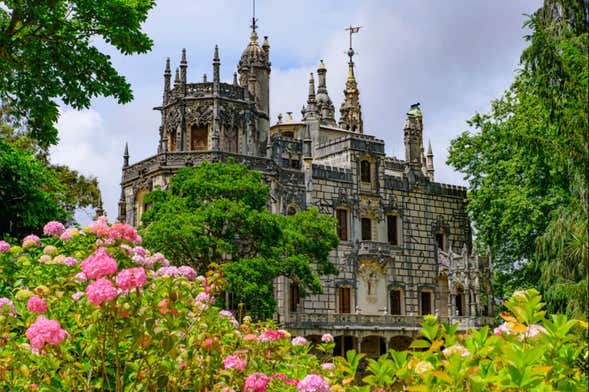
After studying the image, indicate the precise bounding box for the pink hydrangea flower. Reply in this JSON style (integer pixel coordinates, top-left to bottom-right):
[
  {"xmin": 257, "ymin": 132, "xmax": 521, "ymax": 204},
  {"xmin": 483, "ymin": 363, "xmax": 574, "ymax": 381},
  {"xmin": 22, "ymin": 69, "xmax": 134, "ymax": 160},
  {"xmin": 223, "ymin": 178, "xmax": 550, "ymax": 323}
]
[
  {"xmin": 81, "ymin": 247, "xmax": 118, "ymax": 280},
  {"xmin": 0, "ymin": 298, "xmax": 17, "ymax": 317},
  {"xmin": 22, "ymin": 234, "xmax": 41, "ymax": 249},
  {"xmin": 86, "ymin": 219, "xmax": 110, "ymax": 238},
  {"xmin": 86, "ymin": 278, "xmax": 118, "ymax": 306},
  {"xmin": 116, "ymin": 267, "xmax": 147, "ymax": 290},
  {"xmin": 133, "ymin": 246, "xmax": 147, "ymax": 257},
  {"xmin": 43, "ymin": 221, "xmax": 65, "ymax": 237},
  {"xmin": 109, "ymin": 223, "xmax": 141, "ymax": 243},
  {"xmin": 59, "ymin": 230, "xmax": 72, "ymax": 241},
  {"xmin": 27, "ymin": 296, "xmax": 47, "ymax": 314},
  {"xmin": 63, "ymin": 257, "xmax": 78, "ymax": 266},
  {"xmin": 244, "ymin": 372, "xmax": 269, "ymax": 392},
  {"xmin": 260, "ymin": 329, "xmax": 286, "ymax": 342},
  {"xmin": 291, "ymin": 336, "xmax": 308, "ymax": 346},
  {"xmin": 494, "ymin": 322, "xmax": 514, "ymax": 336},
  {"xmin": 195, "ymin": 292, "xmax": 214, "ymax": 305},
  {"xmin": 178, "ymin": 266, "xmax": 197, "ymax": 280},
  {"xmin": 152, "ymin": 252, "xmax": 170, "ymax": 267},
  {"xmin": 525, "ymin": 324, "xmax": 547, "ymax": 339},
  {"xmin": 0, "ymin": 240, "xmax": 10, "ymax": 253},
  {"xmin": 297, "ymin": 374, "xmax": 330, "ymax": 392},
  {"xmin": 321, "ymin": 363, "xmax": 335, "ymax": 370},
  {"xmin": 442, "ymin": 344, "xmax": 471, "ymax": 358},
  {"xmin": 321, "ymin": 333, "xmax": 334, "ymax": 343},
  {"xmin": 43, "ymin": 245, "xmax": 58, "ymax": 255},
  {"xmin": 74, "ymin": 272, "xmax": 88, "ymax": 283},
  {"xmin": 223, "ymin": 354, "xmax": 247, "ymax": 371},
  {"xmin": 71, "ymin": 291, "xmax": 85, "ymax": 301},
  {"xmin": 25, "ymin": 316, "xmax": 67, "ymax": 353},
  {"xmin": 157, "ymin": 266, "xmax": 179, "ymax": 277}
]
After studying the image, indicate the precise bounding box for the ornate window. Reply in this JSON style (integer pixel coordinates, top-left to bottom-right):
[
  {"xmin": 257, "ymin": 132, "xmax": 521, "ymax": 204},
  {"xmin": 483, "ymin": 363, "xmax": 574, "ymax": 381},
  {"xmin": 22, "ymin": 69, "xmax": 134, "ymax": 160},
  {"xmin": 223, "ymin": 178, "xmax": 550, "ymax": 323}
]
[
  {"xmin": 286, "ymin": 205, "xmax": 298, "ymax": 216},
  {"xmin": 361, "ymin": 217, "xmax": 372, "ymax": 241},
  {"xmin": 360, "ymin": 160, "xmax": 371, "ymax": 182},
  {"xmin": 387, "ymin": 215, "xmax": 399, "ymax": 245},
  {"xmin": 336, "ymin": 208, "xmax": 348, "ymax": 241},
  {"xmin": 390, "ymin": 289, "xmax": 403, "ymax": 315},
  {"xmin": 420, "ymin": 290, "xmax": 433, "ymax": 315},
  {"xmin": 338, "ymin": 286, "xmax": 351, "ymax": 314},
  {"xmin": 191, "ymin": 125, "xmax": 208, "ymax": 151}
]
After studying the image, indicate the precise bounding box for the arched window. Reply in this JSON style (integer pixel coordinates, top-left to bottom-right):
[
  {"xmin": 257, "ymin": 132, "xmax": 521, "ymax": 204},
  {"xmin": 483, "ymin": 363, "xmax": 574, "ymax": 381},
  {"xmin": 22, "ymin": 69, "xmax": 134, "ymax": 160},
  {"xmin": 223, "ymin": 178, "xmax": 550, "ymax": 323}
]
[
  {"xmin": 360, "ymin": 160, "xmax": 371, "ymax": 183},
  {"xmin": 455, "ymin": 285, "xmax": 465, "ymax": 316},
  {"xmin": 435, "ymin": 232, "xmax": 445, "ymax": 251},
  {"xmin": 286, "ymin": 205, "xmax": 298, "ymax": 216},
  {"xmin": 134, "ymin": 189, "xmax": 148, "ymax": 227},
  {"xmin": 191, "ymin": 125, "xmax": 208, "ymax": 151},
  {"xmin": 169, "ymin": 130, "xmax": 177, "ymax": 151}
]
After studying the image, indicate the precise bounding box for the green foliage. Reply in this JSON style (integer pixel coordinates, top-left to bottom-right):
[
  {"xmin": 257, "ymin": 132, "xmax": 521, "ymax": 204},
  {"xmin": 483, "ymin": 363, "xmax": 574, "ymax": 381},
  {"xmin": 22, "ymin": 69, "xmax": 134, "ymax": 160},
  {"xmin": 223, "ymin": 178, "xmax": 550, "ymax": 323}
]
[
  {"xmin": 0, "ymin": 226, "xmax": 586, "ymax": 390},
  {"xmin": 447, "ymin": 0, "xmax": 588, "ymax": 316},
  {"xmin": 0, "ymin": 138, "xmax": 68, "ymax": 238},
  {"xmin": 0, "ymin": 0, "xmax": 155, "ymax": 147},
  {"xmin": 141, "ymin": 161, "xmax": 339, "ymax": 319},
  {"xmin": 0, "ymin": 124, "xmax": 102, "ymax": 233}
]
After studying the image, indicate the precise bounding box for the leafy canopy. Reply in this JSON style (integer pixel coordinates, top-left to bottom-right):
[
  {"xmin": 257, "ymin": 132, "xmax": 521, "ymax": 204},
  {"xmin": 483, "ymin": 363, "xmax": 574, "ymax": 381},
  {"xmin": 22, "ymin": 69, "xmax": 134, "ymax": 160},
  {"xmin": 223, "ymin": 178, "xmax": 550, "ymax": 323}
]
[
  {"xmin": 447, "ymin": 0, "xmax": 588, "ymax": 317},
  {"xmin": 141, "ymin": 161, "xmax": 339, "ymax": 319},
  {"xmin": 0, "ymin": 0, "xmax": 155, "ymax": 147}
]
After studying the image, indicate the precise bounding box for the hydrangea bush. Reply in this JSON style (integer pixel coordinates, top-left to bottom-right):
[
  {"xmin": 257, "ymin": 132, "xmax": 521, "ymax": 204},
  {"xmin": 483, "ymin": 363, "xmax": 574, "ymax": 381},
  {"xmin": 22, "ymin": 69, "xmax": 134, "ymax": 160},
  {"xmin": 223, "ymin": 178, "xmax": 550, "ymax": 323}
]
[{"xmin": 0, "ymin": 219, "xmax": 587, "ymax": 391}]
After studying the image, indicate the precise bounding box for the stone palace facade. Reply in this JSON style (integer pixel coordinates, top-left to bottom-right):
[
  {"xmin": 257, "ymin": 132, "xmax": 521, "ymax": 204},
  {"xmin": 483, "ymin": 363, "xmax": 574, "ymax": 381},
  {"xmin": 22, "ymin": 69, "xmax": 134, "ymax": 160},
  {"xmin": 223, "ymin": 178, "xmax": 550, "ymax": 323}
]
[{"xmin": 118, "ymin": 19, "xmax": 493, "ymax": 357}]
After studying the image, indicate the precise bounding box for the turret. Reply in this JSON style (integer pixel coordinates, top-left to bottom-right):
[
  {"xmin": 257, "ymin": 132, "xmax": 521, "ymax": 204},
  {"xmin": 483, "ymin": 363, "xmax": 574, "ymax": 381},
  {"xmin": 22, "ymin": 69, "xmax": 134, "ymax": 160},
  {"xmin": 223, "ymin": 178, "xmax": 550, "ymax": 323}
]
[
  {"xmin": 316, "ymin": 60, "xmax": 336, "ymax": 126},
  {"xmin": 123, "ymin": 142, "xmax": 129, "ymax": 168},
  {"xmin": 426, "ymin": 140, "xmax": 435, "ymax": 180},
  {"xmin": 339, "ymin": 28, "xmax": 363, "ymax": 133},
  {"xmin": 213, "ymin": 45, "xmax": 220, "ymax": 83},
  {"xmin": 163, "ymin": 58, "xmax": 171, "ymax": 103},
  {"xmin": 174, "ymin": 68, "xmax": 180, "ymax": 88},
  {"xmin": 304, "ymin": 73, "xmax": 318, "ymax": 120},
  {"xmin": 403, "ymin": 103, "xmax": 424, "ymax": 168},
  {"xmin": 180, "ymin": 48, "xmax": 187, "ymax": 84}
]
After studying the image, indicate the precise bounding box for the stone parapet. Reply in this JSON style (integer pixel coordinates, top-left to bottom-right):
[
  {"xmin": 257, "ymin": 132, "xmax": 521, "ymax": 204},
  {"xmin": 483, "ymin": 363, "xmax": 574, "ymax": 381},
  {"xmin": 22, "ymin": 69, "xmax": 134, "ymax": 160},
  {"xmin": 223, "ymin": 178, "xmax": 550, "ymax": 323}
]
[{"xmin": 312, "ymin": 164, "xmax": 353, "ymax": 182}]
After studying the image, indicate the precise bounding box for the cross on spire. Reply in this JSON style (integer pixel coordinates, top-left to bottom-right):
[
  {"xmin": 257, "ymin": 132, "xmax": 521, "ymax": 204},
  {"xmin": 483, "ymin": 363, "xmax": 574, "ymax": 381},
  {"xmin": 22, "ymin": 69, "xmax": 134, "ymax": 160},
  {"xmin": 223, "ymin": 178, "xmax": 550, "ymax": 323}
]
[{"xmin": 345, "ymin": 25, "xmax": 362, "ymax": 62}]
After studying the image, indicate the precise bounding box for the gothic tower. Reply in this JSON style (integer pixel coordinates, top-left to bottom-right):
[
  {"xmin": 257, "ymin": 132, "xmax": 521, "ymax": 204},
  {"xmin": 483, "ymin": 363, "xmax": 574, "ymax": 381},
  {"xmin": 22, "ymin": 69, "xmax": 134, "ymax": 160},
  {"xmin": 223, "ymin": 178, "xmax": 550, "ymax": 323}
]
[
  {"xmin": 339, "ymin": 41, "xmax": 363, "ymax": 133},
  {"xmin": 237, "ymin": 17, "xmax": 271, "ymax": 154},
  {"xmin": 403, "ymin": 103, "xmax": 424, "ymax": 169}
]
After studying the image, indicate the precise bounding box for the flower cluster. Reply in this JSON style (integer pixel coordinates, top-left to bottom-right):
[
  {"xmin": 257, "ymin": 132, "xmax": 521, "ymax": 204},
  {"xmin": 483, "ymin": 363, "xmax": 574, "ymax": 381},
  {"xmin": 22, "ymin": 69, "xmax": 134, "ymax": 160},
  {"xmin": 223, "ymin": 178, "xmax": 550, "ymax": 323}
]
[
  {"xmin": 244, "ymin": 372, "xmax": 269, "ymax": 392},
  {"xmin": 0, "ymin": 240, "xmax": 10, "ymax": 253},
  {"xmin": 22, "ymin": 234, "xmax": 41, "ymax": 249},
  {"xmin": 0, "ymin": 298, "xmax": 17, "ymax": 317},
  {"xmin": 115, "ymin": 267, "xmax": 147, "ymax": 290},
  {"xmin": 43, "ymin": 221, "xmax": 65, "ymax": 237},
  {"xmin": 291, "ymin": 336, "xmax": 308, "ymax": 346},
  {"xmin": 27, "ymin": 296, "xmax": 47, "ymax": 314},
  {"xmin": 223, "ymin": 354, "xmax": 247, "ymax": 371},
  {"xmin": 81, "ymin": 248, "xmax": 118, "ymax": 280},
  {"xmin": 297, "ymin": 374, "xmax": 330, "ymax": 392},
  {"xmin": 86, "ymin": 278, "xmax": 118, "ymax": 306},
  {"xmin": 25, "ymin": 317, "xmax": 67, "ymax": 353}
]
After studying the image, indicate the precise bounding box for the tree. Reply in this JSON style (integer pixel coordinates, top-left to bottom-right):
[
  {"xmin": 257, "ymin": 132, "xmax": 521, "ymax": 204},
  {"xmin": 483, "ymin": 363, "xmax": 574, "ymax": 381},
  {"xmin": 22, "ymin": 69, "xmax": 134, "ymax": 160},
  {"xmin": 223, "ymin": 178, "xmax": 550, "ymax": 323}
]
[
  {"xmin": 141, "ymin": 161, "xmax": 340, "ymax": 320},
  {"xmin": 0, "ymin": 0, "xmax": 155, "ymax": 147},
  {"xmin": 1, "ymin": 120, "xmax": 102, "ymax": 225},
  {"xmin": 447, "ymin": 0, "xmax": 588, "ymax": 317},
  {"xmin": 0, "ymin": 137, "xmax": 68, "ymax": 238}
]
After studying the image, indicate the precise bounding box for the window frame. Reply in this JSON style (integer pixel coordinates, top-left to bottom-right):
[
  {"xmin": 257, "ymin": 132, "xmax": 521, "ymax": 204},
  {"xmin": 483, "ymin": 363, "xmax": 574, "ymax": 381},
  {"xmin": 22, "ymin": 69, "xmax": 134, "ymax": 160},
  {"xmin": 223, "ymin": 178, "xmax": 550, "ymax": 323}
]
[
  {"xmin": 387, "ymin": 214, "xmax": 399, "ymax": 245},
  {"xmin": 338, "ymin": 286, "xmax": 352, "ymax": 314},
  {"xmin": 336, "ymin": 208, "xmax": 349, "ymax": 241},
  {"xmin": 389, "ymin": 288, "xmax": 403, "ymax": 315},
  {"xmin": 420, "ymin": 290, "xmax": 433, "ymax": 316},
  {"xmin": 360, "ymin": 160, "xmax": 371, "ymax": 183},
  {"xmin": 361, "ymin": 217, "xmax": 372, "ymax": 241}
]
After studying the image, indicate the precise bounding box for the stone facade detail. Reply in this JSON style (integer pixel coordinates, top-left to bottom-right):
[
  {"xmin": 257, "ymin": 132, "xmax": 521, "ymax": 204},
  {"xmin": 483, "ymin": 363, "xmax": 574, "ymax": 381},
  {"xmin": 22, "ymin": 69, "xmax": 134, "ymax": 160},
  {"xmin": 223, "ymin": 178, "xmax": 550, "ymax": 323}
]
[{"xmin": 118, "ymin": 19, "xmax": 493, "ymax": 357}]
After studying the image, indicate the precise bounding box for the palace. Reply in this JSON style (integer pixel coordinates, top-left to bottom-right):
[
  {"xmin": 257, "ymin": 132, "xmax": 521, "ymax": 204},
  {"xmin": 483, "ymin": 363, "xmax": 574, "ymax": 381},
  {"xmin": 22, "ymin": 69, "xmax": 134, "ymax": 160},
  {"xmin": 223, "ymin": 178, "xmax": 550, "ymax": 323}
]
[{"xmin": 118, "ymin": 17, "xmax": 493, "ymax": 357}]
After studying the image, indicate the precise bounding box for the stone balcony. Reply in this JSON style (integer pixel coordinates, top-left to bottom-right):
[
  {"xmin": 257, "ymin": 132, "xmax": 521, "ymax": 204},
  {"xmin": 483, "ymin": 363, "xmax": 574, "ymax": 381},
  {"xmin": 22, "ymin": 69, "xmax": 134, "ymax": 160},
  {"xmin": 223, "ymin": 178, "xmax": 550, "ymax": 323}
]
[
  {"xmin": 284, "ymin": 312, "xmax": 494, "ymax": 332},
  {"xmin": 357, "ymin": 240, "xmax": 401, "ymax": 257}
]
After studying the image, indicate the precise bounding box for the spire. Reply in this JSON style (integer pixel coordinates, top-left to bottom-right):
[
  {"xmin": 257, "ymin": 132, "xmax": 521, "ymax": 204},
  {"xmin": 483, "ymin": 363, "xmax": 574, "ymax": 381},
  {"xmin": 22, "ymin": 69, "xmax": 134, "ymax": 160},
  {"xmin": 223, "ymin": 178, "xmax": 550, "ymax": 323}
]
[
  {"xmin": 304, "ymin": 72, "xmax": 318, "ymax": 120},
  {"xmin": 213, "ymin": 45, "xmax": 220, "ymax": 83},
  {"xmin": 233, "ymin": 72, "xmax": 238, "ymax": 86},
  {"xmin": 339, "ymin": 26, "xmax": 363, "ymax": 133},
  {"xmin": 163, "ymin": 57, "xmax": 171, "ymax": 102},
  {"xmin": 123, "ymin": 142, "xmax": 129, "ymax": 168},
  {"xmin": 426, "ymin": 139, "xmax": 435, "ymax": 180},
  {"xmin": 180, "ymin": 48, "xmax": 187, "ymax": 83},
  {"xmin": 174, "ymin": 68, "xmax": 180, "ymax": 87},
  {"xmin": 316, "ymin": 60, "xmax": 336, "ymax": 126},
  {"xmin": 94, "ymin": 196, "xmax": 105, "ymax": 220},
  {"xmin": 250, "ymin": 0, "xmax": 259, "ymax": 42},
  {"xmin": 203, "ymin": 73, "xmax": 208, "ymax": 83}
]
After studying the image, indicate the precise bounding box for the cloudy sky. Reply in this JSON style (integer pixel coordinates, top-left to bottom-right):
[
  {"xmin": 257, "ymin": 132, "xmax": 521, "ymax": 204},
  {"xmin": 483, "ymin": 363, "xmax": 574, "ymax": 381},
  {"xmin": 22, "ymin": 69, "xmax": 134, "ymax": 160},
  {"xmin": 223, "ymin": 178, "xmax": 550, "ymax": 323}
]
[{"xmin": 50, "ymin": 0, "xmax": 541, "ymax": 222}]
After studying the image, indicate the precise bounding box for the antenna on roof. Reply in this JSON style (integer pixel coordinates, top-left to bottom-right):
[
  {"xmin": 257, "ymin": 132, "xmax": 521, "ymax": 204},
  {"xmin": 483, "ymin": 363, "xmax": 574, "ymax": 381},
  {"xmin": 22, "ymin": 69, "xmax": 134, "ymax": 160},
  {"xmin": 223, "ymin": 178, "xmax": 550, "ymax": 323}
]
[
  {"xmin": 251, "ymin": 0, "xmax": 258, "ymax": 33},
  {"xmin": 345, "ymin": 25, "xmax": 362, "ymax": 61}
]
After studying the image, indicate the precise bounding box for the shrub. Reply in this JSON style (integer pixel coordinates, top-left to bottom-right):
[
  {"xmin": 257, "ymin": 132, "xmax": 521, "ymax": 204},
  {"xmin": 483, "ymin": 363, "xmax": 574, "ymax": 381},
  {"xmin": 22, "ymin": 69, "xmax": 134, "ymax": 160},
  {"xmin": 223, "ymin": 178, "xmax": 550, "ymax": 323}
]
[{"xmin": 0, "ymin": 218, "xmax": 586, "ymax": 391}]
